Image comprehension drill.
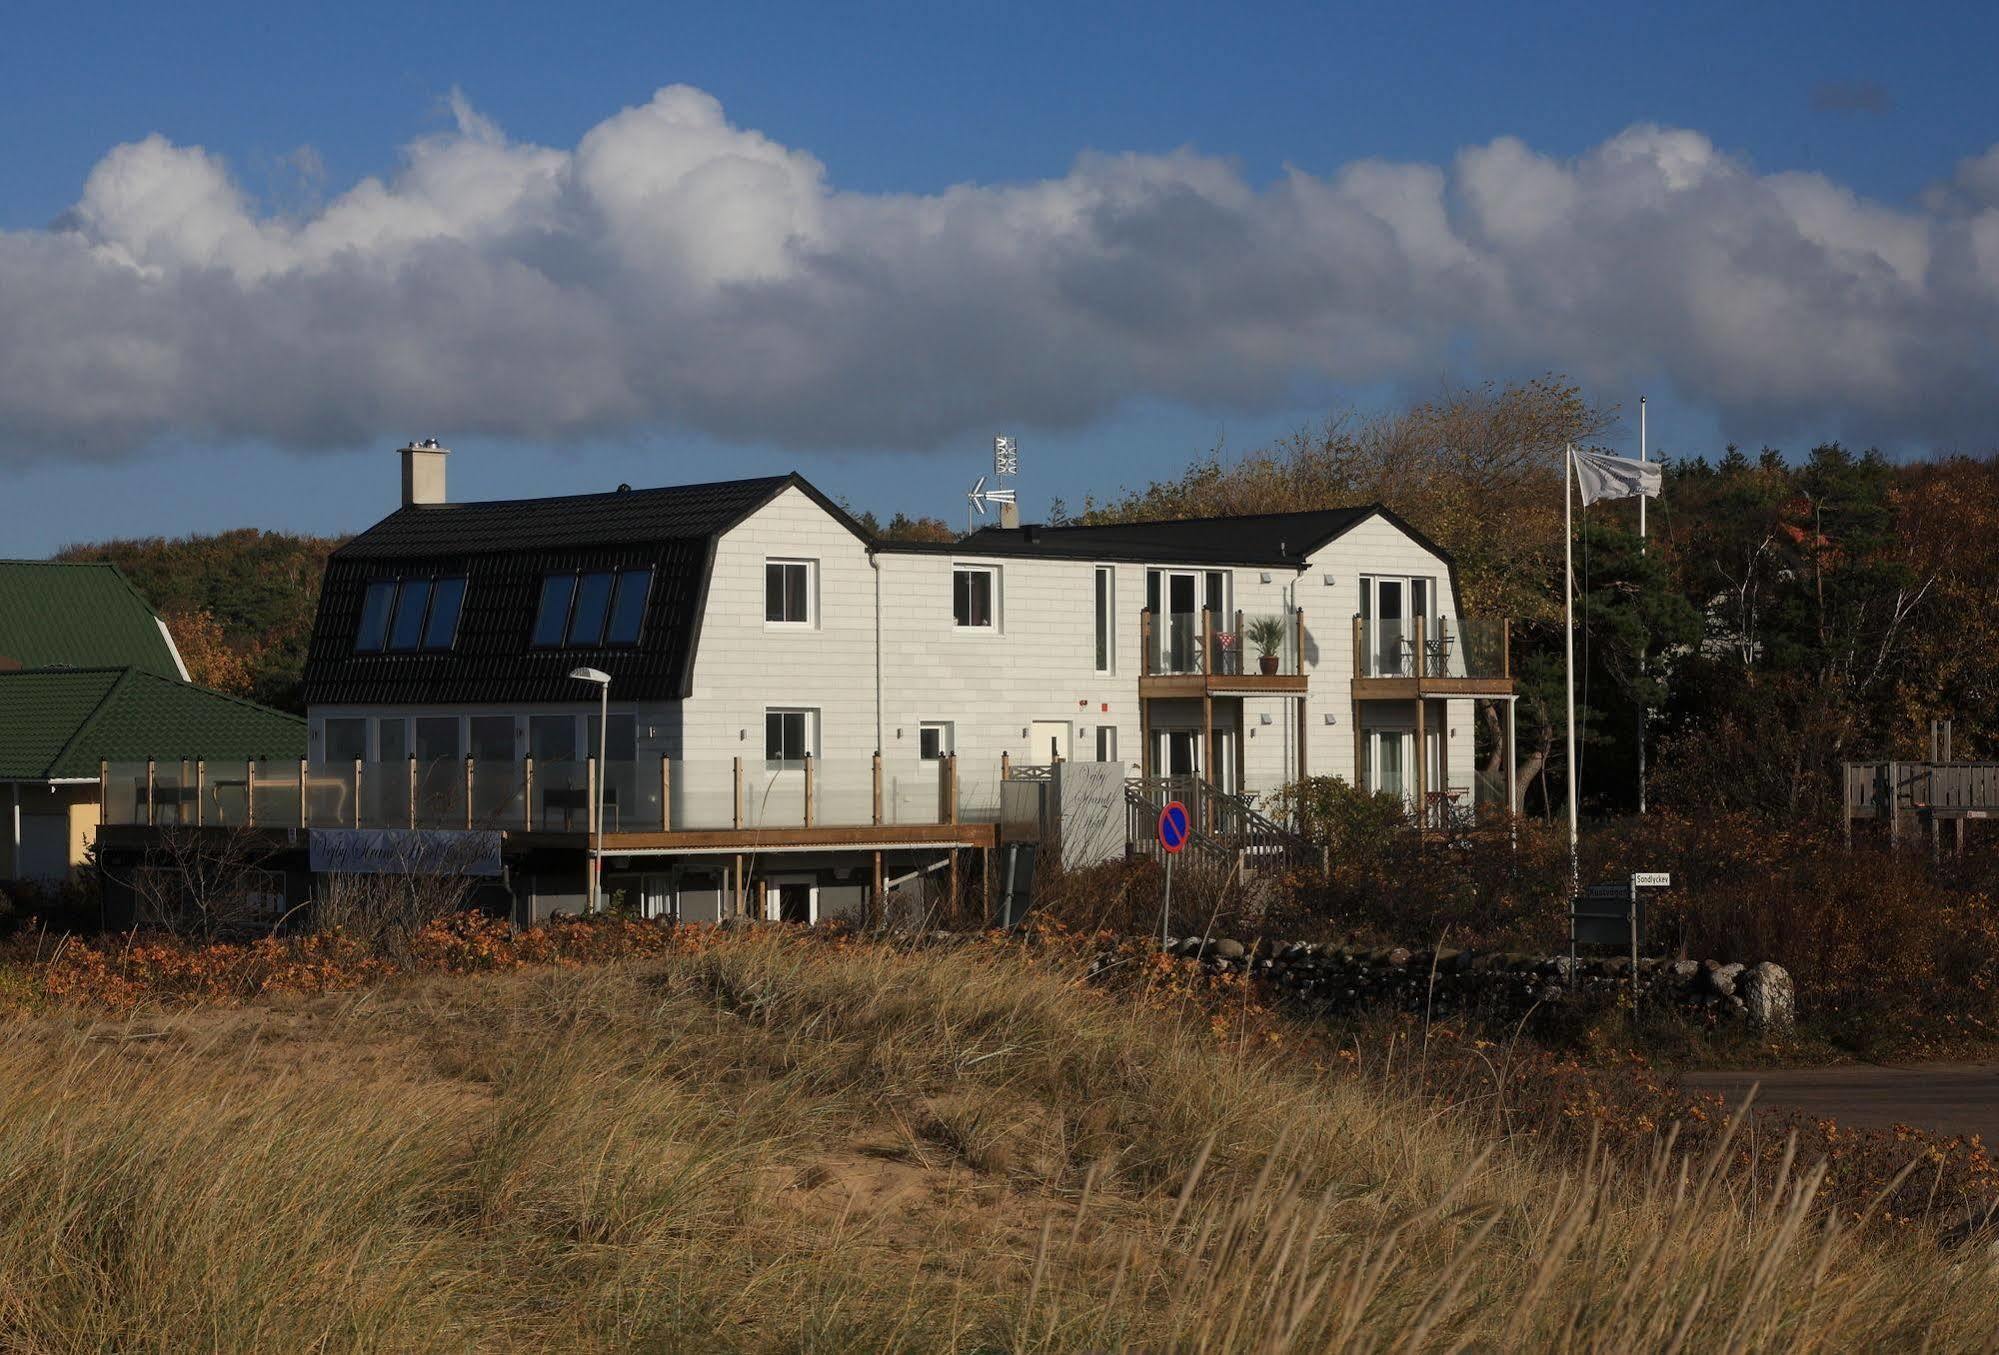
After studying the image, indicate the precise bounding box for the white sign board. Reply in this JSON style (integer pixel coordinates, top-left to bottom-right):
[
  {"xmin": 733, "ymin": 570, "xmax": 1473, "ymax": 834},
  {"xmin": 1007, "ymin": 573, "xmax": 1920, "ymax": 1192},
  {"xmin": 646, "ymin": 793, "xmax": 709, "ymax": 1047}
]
[
  {"xmin": 309, "ymin": 829, "xmax": 503, "ymax": 877},
  {"xmin": 1632, "ymin": 871, "xmax": 1671, "ymax": 888}
]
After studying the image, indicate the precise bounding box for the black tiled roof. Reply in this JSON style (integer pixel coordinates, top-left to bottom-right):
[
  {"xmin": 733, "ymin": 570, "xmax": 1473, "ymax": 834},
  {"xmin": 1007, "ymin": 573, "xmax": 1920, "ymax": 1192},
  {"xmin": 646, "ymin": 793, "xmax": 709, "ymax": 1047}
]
[
  {"xmin": 333, "ymin": 476, "xmax": 795, "ymax": 557},
  {"xmin": 303, "ymin": 473, "xmax": 867, "ymax": 706},
  {"xmin": 884, "ymin": 505, "xmax": 1408, "ymax": 567}
]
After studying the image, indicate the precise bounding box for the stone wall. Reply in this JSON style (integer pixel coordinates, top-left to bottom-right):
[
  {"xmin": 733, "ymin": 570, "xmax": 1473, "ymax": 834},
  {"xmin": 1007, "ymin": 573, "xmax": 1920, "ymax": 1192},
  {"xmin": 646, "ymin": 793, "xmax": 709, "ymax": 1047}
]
[{"xmin": 1156, "ymin": 936, "xmax": 1798, "ymax": 1031}]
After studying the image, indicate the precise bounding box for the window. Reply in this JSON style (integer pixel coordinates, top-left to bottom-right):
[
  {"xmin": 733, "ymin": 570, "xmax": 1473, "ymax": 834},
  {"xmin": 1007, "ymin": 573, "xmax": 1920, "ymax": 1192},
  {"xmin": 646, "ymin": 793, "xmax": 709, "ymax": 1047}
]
[
  {"xmin": 323, "ymin": 718, "xmax": 368, "ymax": 766},
  {"xmin": 377, "ymin": 717, "xmax": 407, "ymax": 764},
  {"xmin": 918, "ymin": 722, "xmax": 953, "ymax": 760},
  {"xmin": 606, "ymin": 569, "xmax": 652, "ymax": 645},
  {"xmin": 532, "ymin": 575, "xmax": 576, "ymax": 647},
  {"xmin": 469, "ymin": 716, "xmax": 515, "ymax": 764},
  {"xmin": 764, "ymin": 708, "xmax": 814, "ymax": 764},
  {"xmin": 532, "ymin": 568, "xmax": 653, "ymax": 647},
  {"xmin": 568, "ymin": 572, "xmax": 616, "ymax": 646},
  {"xmin": 1096, "ymin": 726, "xmax": 1118, "ymax": 762},
  {"xmin": 953, "ymin": 566, "xmax": 997, "ymax": 629},
  {"xmin": 356, "ymin": 581, "xmax": 396, "ymax": 652},
  {"xmin": 1094, "ymin": 567, "xmax": 1114, "ymax": 673},
  {"xmin": 423, "ymin": 577, "xmax": 466, "ymax": 650},
  {"xmin": 414, "ymin": 717, "xmax": 460, "ymax": 764},
  {"xmin": 764, "ymin": 560, "xmax": 814, "ymax": 625},
  {"xmin": 587, "ymin": 711, "xmax": 639, "ymax": 763},
  {"xmin": 357, "ymin": 576, "xmax": 466, "ymax": 654},
  {"xmin": 387, "ymin": 577, "xmax": 431, "ymax": 651},
  {"xmin": 528, "ymin": 714, "xmax": 577, "ymax": 763}
]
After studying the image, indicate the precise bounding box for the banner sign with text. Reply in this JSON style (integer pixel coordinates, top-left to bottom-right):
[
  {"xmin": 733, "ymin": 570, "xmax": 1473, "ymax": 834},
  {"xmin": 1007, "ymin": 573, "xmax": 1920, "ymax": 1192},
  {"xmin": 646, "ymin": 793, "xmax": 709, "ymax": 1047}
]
[{"xmin": 308, "ymin": 829, "xmax": 504, "ymax": 877}]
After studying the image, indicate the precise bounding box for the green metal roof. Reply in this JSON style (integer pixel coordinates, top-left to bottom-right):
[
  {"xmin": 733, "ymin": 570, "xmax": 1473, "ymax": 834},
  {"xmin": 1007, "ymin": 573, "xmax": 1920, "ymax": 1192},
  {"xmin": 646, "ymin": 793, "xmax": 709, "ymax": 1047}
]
[
  {"xmin": 0, "ymin": 667, "xmax": 304, "ymax": 780},
  {"xmin": 0, "ymin": 561, "xmax": 183, "ymax": 678}
]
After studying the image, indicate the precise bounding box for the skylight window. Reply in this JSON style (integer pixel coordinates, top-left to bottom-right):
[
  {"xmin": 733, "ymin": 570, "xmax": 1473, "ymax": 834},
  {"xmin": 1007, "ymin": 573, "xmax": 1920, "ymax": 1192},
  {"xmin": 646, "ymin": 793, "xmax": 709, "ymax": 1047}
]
[
  {"xmin": 532, "ymin": 568, "xmax": 654, "ymax": 648},
  {"xmin": 387, "ymin": 578, "xmax": 431, "ymax": 651},
  {"xmin": 532, "ymin": 575, "xmax": 576, "ymax": 648},
  {"xmin": 356, "ymin": 576, "xmax": 466, "ymax": 654},
  {"xmin": 423, "ymin": 576, "xmax": 467, "ymax": 650},
  {"xmin": 567, "ymin": 572, "xmax": 615, "ymax": 645},
  {"xmin": 355, "ymin": 581, "xmax": 396, "ymax": 652},
  {"xmin": 607, "ymin": 568, "xmax": 652, "ymax": 645}
]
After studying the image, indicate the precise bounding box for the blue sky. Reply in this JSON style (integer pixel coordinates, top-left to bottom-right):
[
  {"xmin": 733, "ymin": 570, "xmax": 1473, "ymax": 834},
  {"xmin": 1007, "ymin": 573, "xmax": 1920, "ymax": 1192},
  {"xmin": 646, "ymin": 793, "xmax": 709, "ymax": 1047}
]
[{"xmin": 3, "ymin": 0, "xmax": 1996, "ymax": 552}]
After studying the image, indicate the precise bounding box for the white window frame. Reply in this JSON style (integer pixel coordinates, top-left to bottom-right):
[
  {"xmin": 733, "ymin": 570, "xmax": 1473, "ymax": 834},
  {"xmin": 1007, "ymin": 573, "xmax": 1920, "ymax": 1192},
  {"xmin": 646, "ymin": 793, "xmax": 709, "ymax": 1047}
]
[
  {"xmin": 953, "ymin": 564, "xmax": 1000, "ymax": 632},
  {"xmin": 1094, "ymin": 566, "xmax": 1115, "ymax": 674},
  {"xmin": 763, "ymin": 707, "xmax": 818, "ymax": 766},
  {"xmin": 764, "ymin": 558, "xmax": 818, "ymax": 629},
  {"xmin": 917, "ymin": 721, "xmax": 954, "ymax": 760}
]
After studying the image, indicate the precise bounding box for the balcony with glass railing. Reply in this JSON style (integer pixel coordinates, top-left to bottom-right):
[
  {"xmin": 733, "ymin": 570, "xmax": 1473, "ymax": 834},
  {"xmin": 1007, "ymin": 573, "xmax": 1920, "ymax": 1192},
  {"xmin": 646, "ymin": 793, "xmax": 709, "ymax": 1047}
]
[
  {"xmin": 96, "ymin": 753, "xmax": 1001, "ymax": 840},
  {"xmin": 1351, "ymin": 614, "xmax": 1513, "ymax": 695},
  {"xmin": 1138, "ymin": 606, "xmax": 1309, "ymax": 695}
]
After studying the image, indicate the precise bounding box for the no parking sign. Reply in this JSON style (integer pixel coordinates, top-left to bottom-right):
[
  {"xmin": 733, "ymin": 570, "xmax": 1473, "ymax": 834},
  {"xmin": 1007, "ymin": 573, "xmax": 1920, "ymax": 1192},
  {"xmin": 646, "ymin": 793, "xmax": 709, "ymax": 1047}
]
[{"xmin": 1157, "ymin": 799, "xmax": 1191, "ymax": 945}]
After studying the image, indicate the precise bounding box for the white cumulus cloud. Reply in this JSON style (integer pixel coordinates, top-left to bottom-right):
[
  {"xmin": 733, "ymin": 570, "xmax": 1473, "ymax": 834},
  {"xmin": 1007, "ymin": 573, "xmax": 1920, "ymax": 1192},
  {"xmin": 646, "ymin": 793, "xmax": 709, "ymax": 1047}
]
[{"xmin": 2, "ymin": 85, "xmax": 1997, "ymax": 463}]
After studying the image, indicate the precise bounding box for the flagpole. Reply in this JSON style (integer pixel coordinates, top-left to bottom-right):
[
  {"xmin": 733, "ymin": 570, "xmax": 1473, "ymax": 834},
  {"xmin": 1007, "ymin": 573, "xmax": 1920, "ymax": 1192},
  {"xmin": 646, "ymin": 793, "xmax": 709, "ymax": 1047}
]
[
  {"xmin": 1564, "ymin": 443, "xmax": 1580, "ymax": 889},
  {"xmin": 1638, "ymin": 397, "xmax": 1647, "ymax": 816}
]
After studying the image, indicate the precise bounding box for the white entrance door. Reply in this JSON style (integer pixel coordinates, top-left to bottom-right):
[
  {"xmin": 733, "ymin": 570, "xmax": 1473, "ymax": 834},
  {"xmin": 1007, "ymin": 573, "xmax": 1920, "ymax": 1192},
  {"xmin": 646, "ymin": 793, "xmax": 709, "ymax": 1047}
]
[
  {"xmin": 1152, "ymin": 729, "xmax": 1202, "ymax": 778},
  {"xmin": 1366, "ymin": 727, "xmax": 1444, "ymax": 814},
  {"xmin": 1028, "ymin": 720, "xmax": 1072, "ymax": 763},
  {"xmin": 1367, "ymin": 729, "xmax": 1414, "ymax": 806}
]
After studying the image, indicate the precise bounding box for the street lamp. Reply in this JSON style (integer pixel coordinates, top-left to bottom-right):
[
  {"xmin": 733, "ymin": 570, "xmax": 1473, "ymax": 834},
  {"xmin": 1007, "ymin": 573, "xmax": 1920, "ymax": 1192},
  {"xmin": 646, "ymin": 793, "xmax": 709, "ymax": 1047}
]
[{"xmin": 568, "ymin": 666, "xmax": 611, "ymax": 913}]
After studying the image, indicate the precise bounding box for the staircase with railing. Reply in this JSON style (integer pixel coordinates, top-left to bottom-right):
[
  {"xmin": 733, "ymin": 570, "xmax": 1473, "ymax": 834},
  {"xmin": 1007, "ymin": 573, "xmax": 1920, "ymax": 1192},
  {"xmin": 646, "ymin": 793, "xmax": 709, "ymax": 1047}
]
[{"xmin": 1124, "ymin": 774, "xmax": 1320, "ymax": 875}]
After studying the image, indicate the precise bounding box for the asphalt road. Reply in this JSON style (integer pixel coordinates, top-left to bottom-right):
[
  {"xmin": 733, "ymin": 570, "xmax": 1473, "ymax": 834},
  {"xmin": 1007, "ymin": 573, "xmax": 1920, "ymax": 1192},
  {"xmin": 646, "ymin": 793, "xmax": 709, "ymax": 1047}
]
[{"xmin": 1678, "ymin": 1065, "xmax": 1999, "ymax": 1141}]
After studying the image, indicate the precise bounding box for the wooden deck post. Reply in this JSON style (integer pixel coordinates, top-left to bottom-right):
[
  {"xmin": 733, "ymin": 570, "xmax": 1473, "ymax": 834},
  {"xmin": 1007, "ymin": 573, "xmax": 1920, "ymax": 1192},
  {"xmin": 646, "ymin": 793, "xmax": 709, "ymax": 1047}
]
[
  {"xmin": 1352, "ymin": 614, "xmax": 1363, "ymax": 677},
  {"xmin": 756, "ymin": 878, "xmax": 768, "ymax": 923},
  {"xmin": 803, "ymin": 753, "xmax": 815, "ymax": 827},
  {"xmin": 1202, "ymin": 607, "xmax": 1214, "ymax": 676},
  {"xmin": 523, "ymin": 756, "xmax": 536, "ymax": 831},
  {"xmin": 872, "ymin": 752, "xmax": 883, "ymax": 825},
  {"xmin": 659, "ymin": 754, "xmax": 671, "ymax": 831},
  {"xmin": 299, "ymin": 758, "xmax": 309, "ymax": 829},
  {"xmin": 999, "ymin": 751, "xmax": 1010, "ymax": 782},
  {"xmin": 194, "ymin": 759, "xmax": 205, "ymax": 827},
  {"xmin": 245, "ymin": 759, "xmax": 257, "ymax": 827},
  {"xmin": 1502, "ymin": 619, "xmax": 1511, "ymax": 679},
  {"xmin": 1234, "ymin": 607, "xmax": 1244, "ymax": 675},
  {"xmin": 465, "ymin": 757, "xmax": 476, "ymax": 831},
  {"xmin": 732, "ymin": 756, "xmax": 744, "ymax": 829},
  {"xmin": 872, "ymin": 850, "xmax": 884, "ymax": 916},
  {"xmin": 1294, "ymin": 606, "xmax": 1306, "ymax": 677},
  {"xmin": 353, "ymin": 757, "xmax": 364, "ymax": 828},
  {"xmin": 145, "ymin": 758, "xmax": 157, "ymax": 828},
  {"xmin": 948, "ymin": 848, "xmax": 960, "ymax": 917},
  {"xmin": 407, "ymin": 757, "xmax": 417, "ymax": 830},
  {"xmin": 1140, "ymin": 607, "xmax": 1152, "ymax": 677},
  {"xmin": 99, "ymin": 758, "xmax": 110, "ymax": 823},
  {"xmin": 945, "ymin": 753, "xmax": 960, "ymax": 825}
]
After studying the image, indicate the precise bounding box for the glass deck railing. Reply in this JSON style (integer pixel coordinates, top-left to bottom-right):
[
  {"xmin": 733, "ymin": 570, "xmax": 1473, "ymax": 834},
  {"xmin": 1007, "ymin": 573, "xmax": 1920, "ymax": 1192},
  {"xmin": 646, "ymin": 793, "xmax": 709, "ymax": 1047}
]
[
  {"xmin": 1355, "ymin": 615, "xmax": 1511, "ymax": 680},
  {"xmin": 97, "ymin": 754, "xmax": 998, "ymax": 834},
  {"xmin": 1140, "ymin": 608, "xmax": 1305, "ymax": 678}
]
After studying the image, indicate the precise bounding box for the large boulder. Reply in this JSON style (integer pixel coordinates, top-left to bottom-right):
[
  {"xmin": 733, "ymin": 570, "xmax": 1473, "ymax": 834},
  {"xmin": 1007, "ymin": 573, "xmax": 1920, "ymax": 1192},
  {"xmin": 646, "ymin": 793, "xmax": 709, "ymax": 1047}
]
[{"xmin": 1740, "ymin": 962, "xmax": 1796, "ymax": 1031}]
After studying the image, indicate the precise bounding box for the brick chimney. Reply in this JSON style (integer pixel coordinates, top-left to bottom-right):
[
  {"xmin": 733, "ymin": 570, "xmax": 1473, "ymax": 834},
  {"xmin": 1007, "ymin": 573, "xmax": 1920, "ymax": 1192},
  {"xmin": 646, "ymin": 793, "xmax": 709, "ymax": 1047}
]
[{"xmin": 399, "ymin": 438, "xmax": 447, "ymax": 507}]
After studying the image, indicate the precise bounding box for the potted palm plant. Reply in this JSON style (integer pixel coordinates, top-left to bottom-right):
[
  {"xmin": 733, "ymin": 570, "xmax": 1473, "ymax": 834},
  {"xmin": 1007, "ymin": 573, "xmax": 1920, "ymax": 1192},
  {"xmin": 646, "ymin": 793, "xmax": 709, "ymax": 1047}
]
[{"xmin": 1245, "ymin": 615, "xmax": 1287, "ymax": 675}]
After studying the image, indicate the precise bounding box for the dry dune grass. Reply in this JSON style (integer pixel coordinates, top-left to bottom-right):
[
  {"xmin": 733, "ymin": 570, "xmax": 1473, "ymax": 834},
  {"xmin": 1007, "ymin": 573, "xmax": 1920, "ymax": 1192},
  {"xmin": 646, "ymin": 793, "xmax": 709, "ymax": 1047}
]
[{"xmin": 0, "ymin": 932, "xmax": 1993, "ymax": 1352}]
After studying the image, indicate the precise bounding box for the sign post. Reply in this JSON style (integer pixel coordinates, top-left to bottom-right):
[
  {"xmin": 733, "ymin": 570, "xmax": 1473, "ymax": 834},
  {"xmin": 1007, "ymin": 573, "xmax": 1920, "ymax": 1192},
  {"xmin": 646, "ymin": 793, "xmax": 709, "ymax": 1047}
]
[{"xmin": 1157, "ymin": 800, "xmax": 1190, "ymax": 946}]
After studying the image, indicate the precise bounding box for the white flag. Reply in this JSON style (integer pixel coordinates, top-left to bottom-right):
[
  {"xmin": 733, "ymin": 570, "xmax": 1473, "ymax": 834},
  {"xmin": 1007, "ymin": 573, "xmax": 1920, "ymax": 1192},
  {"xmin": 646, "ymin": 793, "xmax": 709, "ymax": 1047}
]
[{"xmin": 1572, "ymin": 448, "xmax": 1662, "ymax": 506}]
